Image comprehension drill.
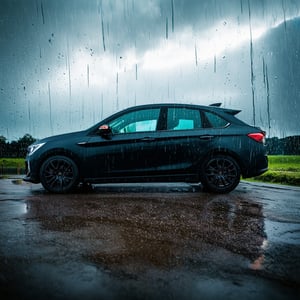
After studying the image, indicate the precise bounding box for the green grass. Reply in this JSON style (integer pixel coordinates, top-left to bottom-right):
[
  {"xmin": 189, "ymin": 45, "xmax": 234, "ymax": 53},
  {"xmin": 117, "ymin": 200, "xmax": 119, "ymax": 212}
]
[
  {"xmin": 251, "ymin": 155, "xmax": 300, "ymax": 186},
  {"xmin": 267, "ymin": 155, "xmax": 300, "ymax": 171},
  {"xmin": 1, "ymin": 156, "xmax": 300, "ymax": 186},
  {"xmin": 0, "ymin": 158, "xmax": 25, "ymax": 168},
  {"xmin": 0, "ymin": 158, "xmax": 25, "ymax": 177}
]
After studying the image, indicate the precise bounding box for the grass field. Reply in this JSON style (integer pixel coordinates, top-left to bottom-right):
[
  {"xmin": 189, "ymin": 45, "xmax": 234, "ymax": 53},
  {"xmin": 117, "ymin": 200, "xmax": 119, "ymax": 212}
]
[
  {"xmin": 1, "ymin": 156, "xmax": 300, "ymax": 186},
  {"xmin": 251, "ymin": 155, "xmax": 300, "ymax": 186},
  {"xmin": 0, "ymin": 158, "xmax": 25, "ymax": 176},
  {"xmin": 0, "ymin": 158, "xmax": 25, "ymax": 168}
]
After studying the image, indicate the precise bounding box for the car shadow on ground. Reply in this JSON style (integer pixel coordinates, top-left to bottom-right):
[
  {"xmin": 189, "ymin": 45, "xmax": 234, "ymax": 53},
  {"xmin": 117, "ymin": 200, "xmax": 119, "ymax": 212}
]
[{"xmin": 75, "ymin": 182, "xmax": 203, "ymax": 194}]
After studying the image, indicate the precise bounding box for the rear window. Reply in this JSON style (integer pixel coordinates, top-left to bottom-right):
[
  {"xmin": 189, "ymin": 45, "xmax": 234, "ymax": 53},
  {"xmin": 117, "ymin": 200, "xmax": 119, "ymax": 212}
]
[
  {"xmin": 203, "ymin": 111, "xmax": 229, "ymax": 128},
  {"xmin": 167, "ymin": 108, "xmax": 202, "ymax": 130}
]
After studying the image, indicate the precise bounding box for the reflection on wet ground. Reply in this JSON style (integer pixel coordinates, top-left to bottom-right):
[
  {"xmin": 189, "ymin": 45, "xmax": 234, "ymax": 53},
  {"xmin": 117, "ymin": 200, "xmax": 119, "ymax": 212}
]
[
  {"xmin": 0, "ymin": 178, "xmax": 299, "ymax": 299},
  {"xmin": 26, "ymin": 189, "xmax": 265, "ymax": 269}
]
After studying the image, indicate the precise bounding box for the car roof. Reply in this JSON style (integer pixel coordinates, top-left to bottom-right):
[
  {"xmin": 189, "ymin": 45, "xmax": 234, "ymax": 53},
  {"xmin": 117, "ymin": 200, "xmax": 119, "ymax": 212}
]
[{"xmin": 122, "ymin": 103, "xmax": 241, "ymax": 116}]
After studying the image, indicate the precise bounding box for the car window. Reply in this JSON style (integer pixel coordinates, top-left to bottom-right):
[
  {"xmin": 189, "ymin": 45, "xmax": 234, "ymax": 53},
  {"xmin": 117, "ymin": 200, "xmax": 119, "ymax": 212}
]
[
  {"xmin": 109, "ymin": 108, "xmax": 160, "ymax": 134},
  {"xmin": 167, "ymin": 108, "xmax": 201, "ymax": 130},
  {"xmin": 203, "ymin": 111, "xmax": 229, "ymax": 128}
]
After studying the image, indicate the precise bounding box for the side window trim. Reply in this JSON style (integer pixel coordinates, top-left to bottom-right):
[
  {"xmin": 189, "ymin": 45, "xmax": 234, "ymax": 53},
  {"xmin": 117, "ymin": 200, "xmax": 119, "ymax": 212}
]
[
  {"xmin": 200, "ymin": 110, "xmax": 212, "ymax": 128},
  {"xmin": 157, "ymin": 107, "xmax": 167, "ymax": 131}
]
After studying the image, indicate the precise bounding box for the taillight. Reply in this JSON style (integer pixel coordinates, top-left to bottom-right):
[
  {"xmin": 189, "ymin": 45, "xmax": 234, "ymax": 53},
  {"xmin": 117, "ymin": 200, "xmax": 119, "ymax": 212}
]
[{"xmin": 247, "ymin": 132, "xmax": 266, "ymax": 143}]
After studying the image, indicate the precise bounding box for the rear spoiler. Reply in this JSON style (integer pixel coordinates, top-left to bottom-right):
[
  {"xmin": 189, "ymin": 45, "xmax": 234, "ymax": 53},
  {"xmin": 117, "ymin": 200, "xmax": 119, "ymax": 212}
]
[
  {"xmin": 209, "ymin": 103, "xmax": 222, "ymax": 107},
  {"xmin": 222, "ymin": 108, "xmax": 241, "ymax": 115},
  {"xmin": 209, "ymin": 103, "xmax": 241, "ymax": 115}
]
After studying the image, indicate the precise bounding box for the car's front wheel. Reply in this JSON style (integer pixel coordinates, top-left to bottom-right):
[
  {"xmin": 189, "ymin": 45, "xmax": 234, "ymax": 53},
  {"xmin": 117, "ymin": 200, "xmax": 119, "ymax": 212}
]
[
  {"xmin": 40, "ymin": 155, "xmax": 79, "ymax": 193},
  {"xmin": 201, "ymin": 154, "xmax": 240, "ymax": 193}
]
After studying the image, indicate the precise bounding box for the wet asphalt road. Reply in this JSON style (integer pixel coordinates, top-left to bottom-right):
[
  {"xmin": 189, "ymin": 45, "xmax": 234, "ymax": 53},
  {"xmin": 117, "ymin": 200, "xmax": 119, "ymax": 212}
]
[{"xmin": 0, "ymin": 178, "xmax": 299, "ymax": 300}]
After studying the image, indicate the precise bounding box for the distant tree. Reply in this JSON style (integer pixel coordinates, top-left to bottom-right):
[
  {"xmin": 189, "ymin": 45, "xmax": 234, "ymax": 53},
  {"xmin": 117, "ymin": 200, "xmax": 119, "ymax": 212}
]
[
  {"xmin": 266, "ymin": 137, "xmax": 283, "ymax": 155},
  {"xmin": 0, "ymin": 136, "xmax": 7, "ymax": 157},
  {"xmin": 283, "ymin": 136, "xmax": 300, "ymax": 155},
  {"xmin": 18, "ymin": 134, "xmax": 36, "ymax": 157},
  {"xmin": 9, "ymin": 141, "xmax": 19, "ymax": 157},
  {"xmin": 266, "ymin": 136, "xmax": 300, "ymax": 155},
  {"xmin": 0, "ymin": 134, "xmax": 36, "ymax": 157}
]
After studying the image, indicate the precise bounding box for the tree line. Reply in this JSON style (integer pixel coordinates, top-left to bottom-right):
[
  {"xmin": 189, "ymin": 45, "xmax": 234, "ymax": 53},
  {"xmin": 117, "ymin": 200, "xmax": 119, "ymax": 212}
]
[
  {"xmin": 0, "ymin": 134, "xmax": 299, "ymax": 158},
  {"xmin": 266, "ymin": 136, "xmax": 300, "ymax": 155},
  {"xmin": 0, "ymin": 134, "xmax": 36, "ymax": 158}
]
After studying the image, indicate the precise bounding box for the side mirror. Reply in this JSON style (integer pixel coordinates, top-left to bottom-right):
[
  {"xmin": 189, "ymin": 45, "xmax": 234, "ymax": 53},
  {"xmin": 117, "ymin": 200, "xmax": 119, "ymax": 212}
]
[{"xmin": 98, "ymin": 124, "xmax": 112, "ymax": 136}]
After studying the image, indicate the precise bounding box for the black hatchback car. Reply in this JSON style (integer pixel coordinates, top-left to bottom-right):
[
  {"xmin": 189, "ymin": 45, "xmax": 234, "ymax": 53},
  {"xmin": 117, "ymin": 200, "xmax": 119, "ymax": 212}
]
[{"xmin": 24, "ymin": 103, "xmax": 268, "ymax": 193}]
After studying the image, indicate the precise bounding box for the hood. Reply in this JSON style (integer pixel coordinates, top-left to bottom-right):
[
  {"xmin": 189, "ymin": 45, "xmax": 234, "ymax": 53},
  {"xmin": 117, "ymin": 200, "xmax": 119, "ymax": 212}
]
[{"xmin": 35, "ymin": 130, "xmax": 87, "ymax": 144}]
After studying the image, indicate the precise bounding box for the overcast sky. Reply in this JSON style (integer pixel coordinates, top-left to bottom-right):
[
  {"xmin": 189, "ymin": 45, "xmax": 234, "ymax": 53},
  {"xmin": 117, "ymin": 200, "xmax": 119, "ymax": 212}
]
[{"xmin": 1, "ymin": 0, "xmax": 300, "ymax": 140}]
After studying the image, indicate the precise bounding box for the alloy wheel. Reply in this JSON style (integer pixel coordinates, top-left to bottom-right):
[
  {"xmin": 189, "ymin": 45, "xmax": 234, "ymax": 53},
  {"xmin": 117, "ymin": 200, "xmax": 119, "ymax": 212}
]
[
  {"xmin": 202, "ymin": 155, "xmax": 240, "ymax": 193},
  {"xmin": 40, "ymin": 156, "xmax": 79, "ymax": 193}
]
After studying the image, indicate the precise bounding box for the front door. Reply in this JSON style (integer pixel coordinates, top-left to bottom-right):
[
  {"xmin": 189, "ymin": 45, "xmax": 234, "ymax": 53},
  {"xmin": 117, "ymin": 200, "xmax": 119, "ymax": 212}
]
[{"xmin": 83, "ymin": 107, "xmax": 162, "ymax": 179}]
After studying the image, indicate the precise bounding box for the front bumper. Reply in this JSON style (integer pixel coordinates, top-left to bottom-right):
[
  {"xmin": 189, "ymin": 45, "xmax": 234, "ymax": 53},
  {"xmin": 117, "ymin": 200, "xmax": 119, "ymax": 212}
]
[{"xmin": 23, "ymin": 160, "xmax": 40, "ymax": 183}]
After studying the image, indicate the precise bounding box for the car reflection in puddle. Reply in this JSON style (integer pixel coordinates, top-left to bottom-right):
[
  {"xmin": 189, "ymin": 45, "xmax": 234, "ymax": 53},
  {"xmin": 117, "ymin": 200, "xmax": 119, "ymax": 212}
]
[{"xmin": 24, "ymin": 183, "xmax": 266, "ymax": 276}]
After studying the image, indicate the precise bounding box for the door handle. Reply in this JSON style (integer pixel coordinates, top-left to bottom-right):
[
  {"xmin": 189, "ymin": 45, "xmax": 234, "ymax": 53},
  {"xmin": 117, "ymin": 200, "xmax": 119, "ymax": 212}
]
[
  {"xmin": 140, "ymin": 137, "xmax": 156, "ymax": 142},
  {"xmin": 199, "ymin": 135, "xmax": 214, "ymax": 140}
]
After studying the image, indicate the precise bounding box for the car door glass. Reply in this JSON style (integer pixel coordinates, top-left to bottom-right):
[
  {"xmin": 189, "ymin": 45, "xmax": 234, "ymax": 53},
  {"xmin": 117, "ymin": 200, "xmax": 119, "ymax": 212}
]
[
  {"xmin": 167, "ymin": 108, "xmax": 201, "ymax": 130},
  {"xmin": 109, "ymin": 108, "xmax": 160, "ymax": 134}
]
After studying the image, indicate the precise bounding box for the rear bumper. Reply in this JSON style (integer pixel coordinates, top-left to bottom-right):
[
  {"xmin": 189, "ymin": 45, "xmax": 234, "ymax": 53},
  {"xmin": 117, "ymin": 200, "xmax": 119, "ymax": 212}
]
[{"xmin": 242, "ymin": 155, "xmax": 268, "ymax": 178}]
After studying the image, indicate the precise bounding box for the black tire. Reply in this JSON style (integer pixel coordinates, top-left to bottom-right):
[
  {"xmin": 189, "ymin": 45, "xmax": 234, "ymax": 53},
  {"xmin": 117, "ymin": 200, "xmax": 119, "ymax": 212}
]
[
  {"xmin": 40, "ymin": 155, "xmax": 79, "ymax": 193},
  {"xmin": 201, "ymin": 155, "xmax": 240, "ymax": 193}
]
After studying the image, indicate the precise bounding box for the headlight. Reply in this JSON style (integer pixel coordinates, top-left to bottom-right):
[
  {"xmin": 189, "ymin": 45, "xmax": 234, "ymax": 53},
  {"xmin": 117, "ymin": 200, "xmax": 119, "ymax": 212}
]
[{"xmin": 27, "ymin": 143, "xmax": 46, "ymax": 156}]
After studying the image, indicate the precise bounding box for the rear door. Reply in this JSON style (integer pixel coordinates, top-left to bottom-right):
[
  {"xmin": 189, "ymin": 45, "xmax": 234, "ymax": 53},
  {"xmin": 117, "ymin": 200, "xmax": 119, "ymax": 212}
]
[{"xmin": 154, "ymin": 106, "xmax": 213, "ymax": 174}]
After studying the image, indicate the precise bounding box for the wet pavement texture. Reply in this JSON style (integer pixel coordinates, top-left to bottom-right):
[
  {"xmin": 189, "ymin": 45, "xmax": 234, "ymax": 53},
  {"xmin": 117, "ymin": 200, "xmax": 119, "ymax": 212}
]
[{"xmin": 0, "ymin": 178, "xmax": 299, "ymax": 300}]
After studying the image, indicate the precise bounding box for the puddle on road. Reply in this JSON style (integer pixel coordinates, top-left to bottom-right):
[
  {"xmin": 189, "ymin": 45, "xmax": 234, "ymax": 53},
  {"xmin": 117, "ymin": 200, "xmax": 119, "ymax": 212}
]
[
  {"xmin": 23, "ymin": 190, "xmax": 266, "ymax": 277},
  {"xmin": 0, "ymin": 178, "xmax": 44, "ymax": 201},
  {"xmin": 1, "ymin": 180, "xmax": 300, "ymax": 299},
  {"xmin": 260, "ymin": 219, "xmax": 300, "ymax": 285},
  {"xmin": 264, "ymin": 219, "xmax": 300, "ymax": 245},
  {"xmin": 0, "ymin": 199, "xmax": 28, "ymax": 218}
]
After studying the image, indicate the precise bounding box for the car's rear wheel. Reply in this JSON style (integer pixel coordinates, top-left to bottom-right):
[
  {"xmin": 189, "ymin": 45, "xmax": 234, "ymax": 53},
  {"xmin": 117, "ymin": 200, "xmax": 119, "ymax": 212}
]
[
  {"xmin": 201, "ymin": 154, "xmax": 240, "ymax": 193},
  {"xmin": 40, "ymin": 155, "xmax": 79, "ymax": 193}
]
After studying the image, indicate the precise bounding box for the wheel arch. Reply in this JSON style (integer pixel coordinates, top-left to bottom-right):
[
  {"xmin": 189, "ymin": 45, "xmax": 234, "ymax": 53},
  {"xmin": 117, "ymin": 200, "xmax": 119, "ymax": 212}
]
[
  {"xmin": 36, "ymin": 148, "xmax": 82, "ymax": 181},
  {"xmin": 199, "ymin": 149, "xmax": 242, "ymax": 193},
  {"xmin": 200, "ymin": 148, "xmax": 245, "ymax": 174}
]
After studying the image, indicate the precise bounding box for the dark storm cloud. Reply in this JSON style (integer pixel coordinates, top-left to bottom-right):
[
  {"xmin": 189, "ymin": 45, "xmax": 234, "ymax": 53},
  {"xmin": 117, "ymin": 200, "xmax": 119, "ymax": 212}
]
[
  {"xmin": 255, "ymin": 16, "xmax": 300, "ymax": 135},
  {"xmin": 1, "ymin": 0, "xmax": 297, "ymax": 56},
  {"xmin": 0, "ymin": 0, "xmax": 298, "ymax": 61},
  {"xmin": 0, "ymin": 0, "xmax": 300, "ymax": 139}
]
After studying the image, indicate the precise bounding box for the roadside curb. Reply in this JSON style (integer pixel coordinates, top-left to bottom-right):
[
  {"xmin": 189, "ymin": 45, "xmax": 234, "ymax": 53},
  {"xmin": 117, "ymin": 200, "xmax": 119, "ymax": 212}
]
[{"xmin": 241, "ymin": 180, "xmax": 300, "ymax": 192}]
